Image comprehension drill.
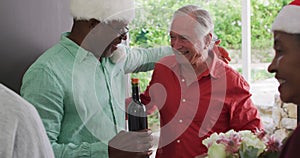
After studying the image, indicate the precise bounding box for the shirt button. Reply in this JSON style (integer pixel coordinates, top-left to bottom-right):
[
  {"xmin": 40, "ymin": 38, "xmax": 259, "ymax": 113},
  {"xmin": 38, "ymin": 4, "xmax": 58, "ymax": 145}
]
[
  {"xmin": 182, "ymin": 99, "xmax": 186, "ymax": 102},
  {"xmin": 181, "ymin": 79, "xmax": 185, "ymax": 82},
  {"xmin": 179, "ymin": 119, "xmax": 183, "ymax": 123},
  {"xmin": 177, "ymin": 140, "xmax": 181, "ymax": 143}
]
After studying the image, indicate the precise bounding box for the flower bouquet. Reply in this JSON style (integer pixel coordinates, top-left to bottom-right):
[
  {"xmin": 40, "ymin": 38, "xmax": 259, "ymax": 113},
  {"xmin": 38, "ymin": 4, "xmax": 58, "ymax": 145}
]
[{"xmin": 202, "ymin": 129, "xmax": 282, "ymax": 158}]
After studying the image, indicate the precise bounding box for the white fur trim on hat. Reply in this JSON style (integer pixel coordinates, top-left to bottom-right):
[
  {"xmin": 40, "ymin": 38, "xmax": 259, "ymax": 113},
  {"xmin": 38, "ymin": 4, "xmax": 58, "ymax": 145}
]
[
  {"xmin": 109, "ymin": 45, "xmax": 127, "ymax": 64},
  {"xmin": 70, "ymin": 0, "xmax": 135, "ymax": 23},
  {"xmin": 272, "ymin": 5, "xmax": 300, "ymax": 34}
]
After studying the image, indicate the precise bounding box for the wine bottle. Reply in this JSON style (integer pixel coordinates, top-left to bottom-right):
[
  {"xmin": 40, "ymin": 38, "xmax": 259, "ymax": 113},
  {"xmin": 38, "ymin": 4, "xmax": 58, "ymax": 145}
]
[{"xmin": 127, "ymin": 78, "xmax": 148, "ymax": 131}]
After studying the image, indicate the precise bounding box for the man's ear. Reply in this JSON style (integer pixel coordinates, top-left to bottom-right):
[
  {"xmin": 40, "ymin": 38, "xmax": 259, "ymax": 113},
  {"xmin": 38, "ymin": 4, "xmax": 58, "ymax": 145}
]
[
  {"xmin": 204, "ymin": 33, "xmax": 212, "ymax": 49},
  {"xmin": 88, "ymin": 19, "xmax": 100, "ymax": 29}
]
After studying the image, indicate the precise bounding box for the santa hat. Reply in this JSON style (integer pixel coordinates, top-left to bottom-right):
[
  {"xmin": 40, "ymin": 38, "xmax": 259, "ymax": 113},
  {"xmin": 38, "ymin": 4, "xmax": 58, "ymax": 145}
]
[
  {"xmin": 272, "ymin": 0, "xmax": 300, "ymax": 34},
  {"xmin": 70, "ymin": 0, "xmax": 135, "ymax": 23}
]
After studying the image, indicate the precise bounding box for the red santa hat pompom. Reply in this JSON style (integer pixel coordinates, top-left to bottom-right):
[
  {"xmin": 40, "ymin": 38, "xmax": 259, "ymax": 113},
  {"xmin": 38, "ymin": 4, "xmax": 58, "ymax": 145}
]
[
  {"xmin": 70, "ymin": 0, "xmax": 135, "ymax": 23},
  {"xmin": 272, "ymin": 0, "xmax": 300, "ymax": 34}
]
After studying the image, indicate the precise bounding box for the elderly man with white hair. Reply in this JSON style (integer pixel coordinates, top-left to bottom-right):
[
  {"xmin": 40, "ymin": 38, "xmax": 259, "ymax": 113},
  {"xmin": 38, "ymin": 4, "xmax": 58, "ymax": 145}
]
[{"xmin": 141, "ymin": 5, "xmax": 262, "ymax": 158}]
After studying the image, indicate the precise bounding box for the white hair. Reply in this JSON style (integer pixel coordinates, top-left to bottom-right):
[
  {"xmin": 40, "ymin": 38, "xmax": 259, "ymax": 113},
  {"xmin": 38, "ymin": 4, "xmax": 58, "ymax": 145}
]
[{"xmin": 172, "ymin": 5, "xmax": 215, "ymax": 49}]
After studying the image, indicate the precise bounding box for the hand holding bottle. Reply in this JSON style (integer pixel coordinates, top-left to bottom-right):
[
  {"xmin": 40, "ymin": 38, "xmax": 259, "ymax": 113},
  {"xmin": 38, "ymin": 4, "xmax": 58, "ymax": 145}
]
[{"xmin": 108, "ymin": 129, "xmax": 153, "ymax": 158}]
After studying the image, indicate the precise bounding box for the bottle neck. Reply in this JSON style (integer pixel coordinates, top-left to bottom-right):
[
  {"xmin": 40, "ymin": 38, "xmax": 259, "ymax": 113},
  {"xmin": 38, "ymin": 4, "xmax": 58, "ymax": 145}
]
[{"xmin": 132, "ymin": 83, "xmax": 140, "ymax": 101}]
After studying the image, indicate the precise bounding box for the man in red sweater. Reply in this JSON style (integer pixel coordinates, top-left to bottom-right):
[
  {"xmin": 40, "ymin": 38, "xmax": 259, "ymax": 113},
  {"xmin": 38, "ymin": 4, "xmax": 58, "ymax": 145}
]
[{"xmin": 141, "ymin": 5, "xmax": 262, "ymax": 158}]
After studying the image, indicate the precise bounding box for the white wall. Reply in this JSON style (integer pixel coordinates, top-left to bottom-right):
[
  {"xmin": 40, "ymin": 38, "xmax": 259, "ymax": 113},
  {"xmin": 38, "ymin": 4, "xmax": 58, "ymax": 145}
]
[{"xmin": 0, "ymin": 0, "xmax": 72, "ymax": 93}]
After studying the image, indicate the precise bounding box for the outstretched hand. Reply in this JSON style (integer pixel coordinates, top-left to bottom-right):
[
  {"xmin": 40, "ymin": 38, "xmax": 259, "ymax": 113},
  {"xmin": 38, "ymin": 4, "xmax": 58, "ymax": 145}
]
[{"xmin": 213, "ymin": 39, "xmax": 231, "ymax": 64}]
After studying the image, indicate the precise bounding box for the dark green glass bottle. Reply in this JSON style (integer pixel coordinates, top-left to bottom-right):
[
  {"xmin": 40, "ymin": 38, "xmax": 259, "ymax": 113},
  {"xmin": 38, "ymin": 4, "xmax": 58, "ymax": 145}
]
[{"xmin": 128, "ymin": 78, "xmax": 148, "ymax": 131}]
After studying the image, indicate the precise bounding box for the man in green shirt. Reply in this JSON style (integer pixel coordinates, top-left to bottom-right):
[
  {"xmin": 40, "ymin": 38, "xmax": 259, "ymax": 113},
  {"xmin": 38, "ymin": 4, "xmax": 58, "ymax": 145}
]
[{"xmin": 21, "ymin": 0, "xmax": 172, "ymax": 157}]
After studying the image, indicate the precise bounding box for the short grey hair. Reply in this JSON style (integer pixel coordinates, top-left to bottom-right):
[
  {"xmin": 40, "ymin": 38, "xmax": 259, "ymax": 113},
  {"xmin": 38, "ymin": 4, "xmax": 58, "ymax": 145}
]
[{"xmin": 173, "ymin": 5, "xmax": 214, "ymax": 38}]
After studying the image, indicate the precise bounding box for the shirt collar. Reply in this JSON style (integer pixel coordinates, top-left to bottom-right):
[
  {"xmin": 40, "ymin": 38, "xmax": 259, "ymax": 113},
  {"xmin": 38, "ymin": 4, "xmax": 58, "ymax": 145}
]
[
  {"xmin": 59, "ymin": 32, "xmax": 94, "ymax": 63},
  {"xmin": 170, "ymin": 51, "xmax": 224, "ymax": 80},
  {"xmin": 205, "ymin": 51, "xmax": 223, "ymax": 79}
]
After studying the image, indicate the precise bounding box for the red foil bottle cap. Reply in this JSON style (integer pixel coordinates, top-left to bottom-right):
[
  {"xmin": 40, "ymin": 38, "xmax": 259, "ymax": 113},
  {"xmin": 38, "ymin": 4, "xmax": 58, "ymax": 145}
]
[{"xmin": 131, "ymin": 78, "xmax": 139, "ymax": 84}]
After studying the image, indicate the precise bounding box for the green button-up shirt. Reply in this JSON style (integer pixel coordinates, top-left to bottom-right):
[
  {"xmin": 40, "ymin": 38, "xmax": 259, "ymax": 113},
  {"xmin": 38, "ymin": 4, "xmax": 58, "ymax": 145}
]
[{"xmin": 21, "ymin": 33, "xmax": 172, "ymax": 158}]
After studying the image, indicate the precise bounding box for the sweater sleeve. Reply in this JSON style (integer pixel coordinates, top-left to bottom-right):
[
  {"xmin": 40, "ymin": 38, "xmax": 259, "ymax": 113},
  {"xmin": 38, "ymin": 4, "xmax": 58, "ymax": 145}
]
[
  {"xmin": 124, "ymin": 46, "xmax": 173, "ymax": 74},
  {"xmin": 228, "ymin": 75, "xmax": 263, "ymax": 131}
]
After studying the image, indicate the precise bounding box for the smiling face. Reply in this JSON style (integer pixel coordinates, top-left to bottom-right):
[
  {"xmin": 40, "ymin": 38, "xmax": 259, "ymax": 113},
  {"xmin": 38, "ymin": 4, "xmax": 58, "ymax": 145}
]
[
  {"xmin": 268, "ymin": 31, "xmax": 300, "ymax": 104},
  {"xmin": 170, "ymin": 15, "xmax": 208, "ymax": 66},
  {"xmin": 101, "ymin": 20, "xmax": 129, "ymax": 57},
  {"xmin": 83, "ymin": 20, "xmax": 128, "ymax": 58}
]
